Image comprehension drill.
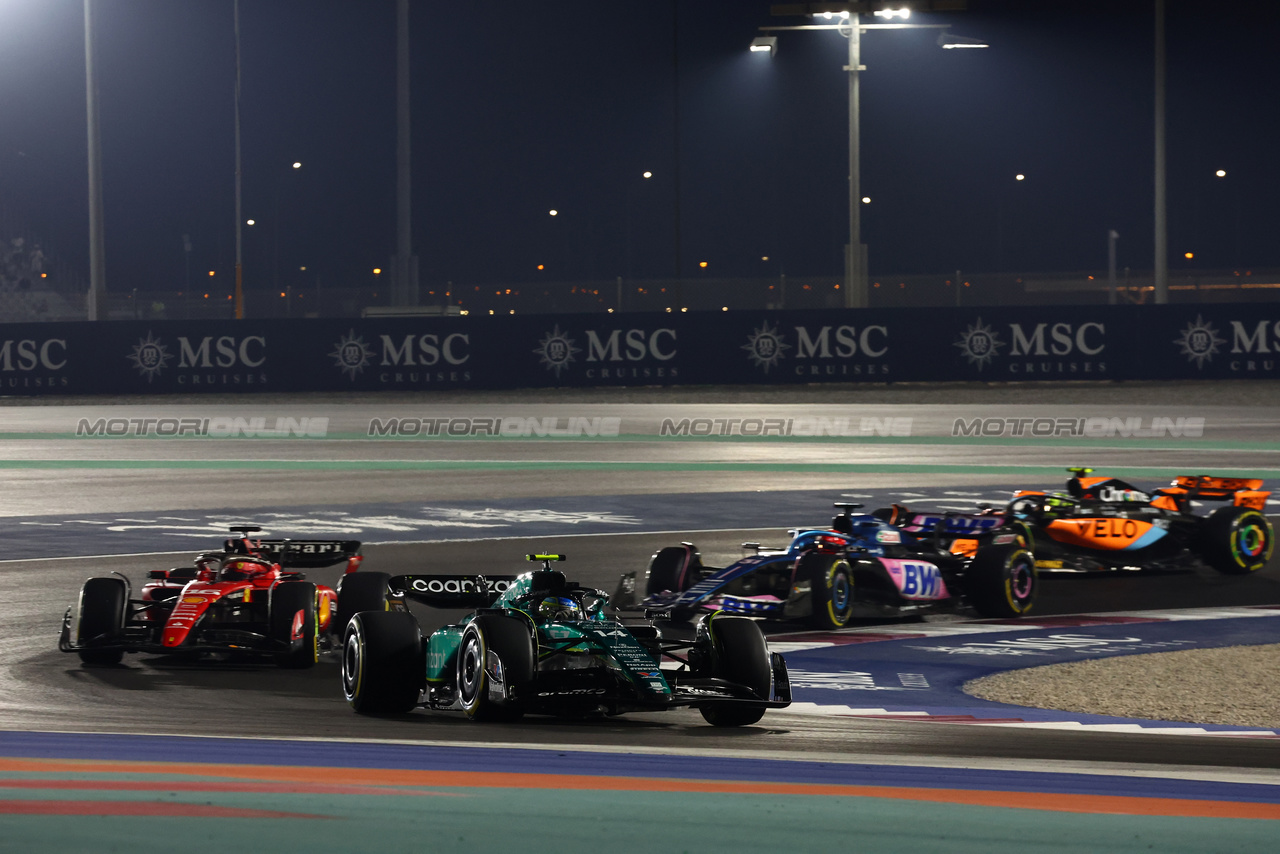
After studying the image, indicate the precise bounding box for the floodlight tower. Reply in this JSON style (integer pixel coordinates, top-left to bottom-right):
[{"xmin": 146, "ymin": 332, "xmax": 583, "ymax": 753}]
[{"xmin": 759, "ymin": 2, "xmax": 982, "ymax": 308}]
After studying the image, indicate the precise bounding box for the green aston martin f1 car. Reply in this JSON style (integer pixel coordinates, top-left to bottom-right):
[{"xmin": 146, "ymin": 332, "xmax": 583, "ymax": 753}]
[{"xmin": 340, "ymin": 554, "xmax": 791, "ymax": 726}]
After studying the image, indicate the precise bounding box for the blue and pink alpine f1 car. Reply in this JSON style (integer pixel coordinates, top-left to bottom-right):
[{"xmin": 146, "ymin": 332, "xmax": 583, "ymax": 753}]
[{"xmin": 613, "ymin": 503, "xmax": 1037, "ymax": 629}]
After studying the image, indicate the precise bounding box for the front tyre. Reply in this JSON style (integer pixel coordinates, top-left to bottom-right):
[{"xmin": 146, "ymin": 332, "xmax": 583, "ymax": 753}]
[
  {"xmin": 342, "ymin": 611, "xmax": 423, "ymax": 714},
  {"xmin": 699, "ymin": 616, "xmax": 771, "ymax": 727},
  {"xmin": 965, "ymin": 545, "xmax": 1038, "ymax": 618},
  {"xmin": 76, "ymin": 577, "xmax": 127, "ymax": 665},
  {"xmin": 1200, "ymin": 506, "xmax": 1275, "ymax": 575},
  {"xmin": 271, "ymin": 581, "xmax": 319, "ymax": 669},
  {"xmin": 800, "ymin": 553, "xmax": 855, "ymax": 630},
  {"xmin": 457, "ymin": 615, "xmax": 535, "ymax": 722}
]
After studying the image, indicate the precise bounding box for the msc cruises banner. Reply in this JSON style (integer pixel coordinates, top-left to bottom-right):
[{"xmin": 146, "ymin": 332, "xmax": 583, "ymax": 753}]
[{"xmin": 0, "ymin": 304, "xmax": 1273, "ymax": 395}]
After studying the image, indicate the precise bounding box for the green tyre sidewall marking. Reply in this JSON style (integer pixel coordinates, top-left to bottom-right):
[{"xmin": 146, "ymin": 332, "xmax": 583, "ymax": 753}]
[{"xmin": 1232, "ymin": 510, "xmax": 1274, "ymax": 572}]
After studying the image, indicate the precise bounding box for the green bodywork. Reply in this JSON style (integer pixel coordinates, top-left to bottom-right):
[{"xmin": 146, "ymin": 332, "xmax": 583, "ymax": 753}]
[{"xmin": 423, "ymin": 570, "xmax": 672, "ymax": 696}]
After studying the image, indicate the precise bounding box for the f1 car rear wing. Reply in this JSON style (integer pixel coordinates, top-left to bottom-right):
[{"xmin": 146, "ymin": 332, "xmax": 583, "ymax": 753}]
[
  {"xmin": 226, "ymin": 538, "xmax": 363, "ymax": 571},
  {"xmin": 871, "ymin": 503, "xmax": 1009, "ymax": 537},
  {"xmin": 892, "ymin": 512, "xmax": 1008, "ymax": 536},
  {"xmin": 1157, "ymin": 475, "xmax": 1270, "ymax": 510},
  {"xmin": 389, "ymin": 574, "xmax": 520, "ymax": 609}
]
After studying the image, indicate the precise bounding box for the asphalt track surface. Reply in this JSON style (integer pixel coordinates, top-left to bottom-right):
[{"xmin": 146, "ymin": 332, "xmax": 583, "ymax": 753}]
[{"xmin": 3, "ymin": 384, "xmax": 1280, "ymax": 851}]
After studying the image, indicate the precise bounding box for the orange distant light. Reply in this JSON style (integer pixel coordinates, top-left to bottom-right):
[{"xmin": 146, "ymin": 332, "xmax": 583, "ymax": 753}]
[
  {"xmin": 373, "ymin": 267, "xmax": 382, "ymax": 275},
  {"xmin": 1184, "ymin": 252, "xmax": 1194, "ymax": 259},
  {"xmin": 537, "ymin": 264, "xmax": 544, "ymax": 270},
  {"xmin": 699, "ymin": 261, "xmax": 708, "ymax": 268},
  {"xmin": 208, "ymin": 271, "xmax": 215, "ymax": 276}
]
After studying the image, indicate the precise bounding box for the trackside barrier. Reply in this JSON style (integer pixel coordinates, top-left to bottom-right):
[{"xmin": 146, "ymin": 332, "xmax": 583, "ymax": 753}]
[{"xmin": 0, "ymin": 304, "xmax": 1273, "ymax": 395}]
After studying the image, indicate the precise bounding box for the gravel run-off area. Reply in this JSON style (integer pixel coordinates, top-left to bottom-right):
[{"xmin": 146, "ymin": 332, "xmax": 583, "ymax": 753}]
[{"xmin": 965, "ymin": 644, "xmax": 1280, "ymax": 729}]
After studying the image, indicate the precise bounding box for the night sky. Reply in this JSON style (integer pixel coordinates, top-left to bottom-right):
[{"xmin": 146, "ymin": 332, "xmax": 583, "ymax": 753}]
[{"xmin": 1, "ymin": 0, "xmax": 1277, "ymax": 295}]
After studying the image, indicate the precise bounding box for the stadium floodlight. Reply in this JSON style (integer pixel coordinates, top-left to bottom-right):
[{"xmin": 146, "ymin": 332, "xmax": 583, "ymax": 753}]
[{"xmin": 750, "ymin": 36, "xmax": 778, "ymax": 55}]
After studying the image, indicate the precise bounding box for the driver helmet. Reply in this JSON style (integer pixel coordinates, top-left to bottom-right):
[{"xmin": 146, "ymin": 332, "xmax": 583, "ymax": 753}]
[
  {"xmin": 220, "ymin": 557, "xmax": 270, "ymax": 582},
  {"xmin": 537, "ymin": 595, "xmax": 582, "ymax": 622}
]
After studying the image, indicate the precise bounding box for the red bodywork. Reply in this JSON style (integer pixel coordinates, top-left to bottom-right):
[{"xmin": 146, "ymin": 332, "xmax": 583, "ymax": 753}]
[{"xmin": 137, "ymin": 534, "xmax": 353, "ymax": 649}]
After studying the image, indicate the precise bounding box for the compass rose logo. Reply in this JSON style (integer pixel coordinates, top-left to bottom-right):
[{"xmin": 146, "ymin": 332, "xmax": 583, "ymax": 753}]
[
  {"xmin": 534, "ymin": 325, "xmax": 580, "ymax": 377},
  {"xmin": 1173, "ymin": 314, "xmax": 1224, "ymax": 370},
  {"xmin": 126, "ymin": 331, "xmax": 171, "ymax": 382},
  {"xmin": 742, "ymin": 322, "xmax": 790, "ymax": 373},
  {"xmin": 329, "ymin": 329, "xmax": 375, "ymax": 380},
  {"xmin": 954, "ymin": 317, "xmax": 1005, "ymax": 371}
]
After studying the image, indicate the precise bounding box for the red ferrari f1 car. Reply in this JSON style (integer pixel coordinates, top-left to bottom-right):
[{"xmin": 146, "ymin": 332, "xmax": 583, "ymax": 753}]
[
  {"xmin": 1004, "ymin": 468, "xmax": 1274, "ymax": 575},
  {"xmin": 59, "ymin": 525, "xmax": 378, "ymax": 667}
]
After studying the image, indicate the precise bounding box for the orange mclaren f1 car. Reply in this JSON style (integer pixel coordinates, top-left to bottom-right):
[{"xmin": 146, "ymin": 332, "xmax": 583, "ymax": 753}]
[{"xmin": 1004, "ymin": 468, "xmax": 1274, "ymax": 575}]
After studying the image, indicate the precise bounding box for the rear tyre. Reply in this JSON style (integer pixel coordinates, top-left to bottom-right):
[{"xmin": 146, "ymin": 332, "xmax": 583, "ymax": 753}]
[
  {"xmin": 965, "ymin": 545, "xmax": 1038, "ymax": 618},
  {"xmin": 645, "ymin": 545, "xmax": 701, "ymax": 596},
  {"xmin": 700, "ymin": 616, "xmax": 771, "ymax": 727},
  {"xmin": 342, "ymin": 610, "xmax": 424, "ymax": 714},
  {"xmin": 800, "ymin": 553, "xmax": 855, "ymax": 630},
  {"xmin": 457, "ymin": 615, "xmax": 535, "ymax": 722},
  {"xmin": 334, "ymin": 572, "xmax": 393, "ymax": 639},
  {"xmin": 1200, "ymin": 506, "xmax": 1275, "ymax": 575},
  {"xmin": 271, "ymin": 581, "xmax": 318, "ymax": 669},
  {"xmin": 76, "ymin": 577, "xmax": 127, "ymax": 665}
]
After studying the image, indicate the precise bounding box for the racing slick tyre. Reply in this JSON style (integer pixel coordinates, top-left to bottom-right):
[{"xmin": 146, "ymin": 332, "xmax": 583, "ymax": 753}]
[
  {"xmin": 965, "ymin": 544, "xmax": 1038, "ymax": 619},
  {"xmin": 1199, "ymin": 506, "xmax": 1275, "ymax": 575},
  {"xmin": 457, "ymin": 615, "xmax": 535, "ymax": 722},
  {"xmin": 76, "ymin": 577, "xmax": 127, "ymax": 665},
  {"xmin": 700, "ymin": 616, "xmax": 771, "ymax": 727},
  {"xmin": 645, "ymin": 544, "xmax": 701, "ymax": 597},
  {"xmin": 270, "ymin": 581, "xmax": 319, "ymax": 669},
  {"xmin": 799, "ymin": 552, "xmax": 855, "ymax": 630},
  {"xmin": 334, "ymin": 572, "xmax": 393, "ymax": 640},
  {"xmin": 343, "ymin": 610, "xmax": 424, "ymax": 714}
]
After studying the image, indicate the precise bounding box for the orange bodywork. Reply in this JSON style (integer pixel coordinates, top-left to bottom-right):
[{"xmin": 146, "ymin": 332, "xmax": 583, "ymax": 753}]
[
  {"xmin": 1166, "ymin": 476, "xmax": 1271, "ymax": 511},
  {"xmin": 1044, "ymin": 517, "xmax": 1158, "ymax": 550},
  {"xmin": 317, "ymin": 588, "xmax": 337, "ymax": 631},
  {"xmin": 1233, "ymin": 491, "xmax": 1271, "ymax": 511}
]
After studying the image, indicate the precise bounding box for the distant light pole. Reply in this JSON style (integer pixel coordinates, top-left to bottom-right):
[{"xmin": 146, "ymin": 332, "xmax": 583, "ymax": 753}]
[
  {"xmin": 391, "ymin": 0, "xmax": 418, "ymax": 307},
  {"xmin": 84, "ymin": 0, "xmax": 106, "ymax": 320},
  {"xmin": 233, "ymin": 0, "xmax": 244, "ymax": 318},
  {"xmin": 760, "ymin": 6, "xmax": 984, "ymax": 309},
  {"xmin": 1107, "ymin": 229, "xmax": 1119, "ymax": 305},
  {"xmin": 1153, "ymin": 0, "xmax": 1168, "ymax": 304},
  {"xmin": 182, "ymin": 233, "xmax": 192, "ymax": 293}
]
